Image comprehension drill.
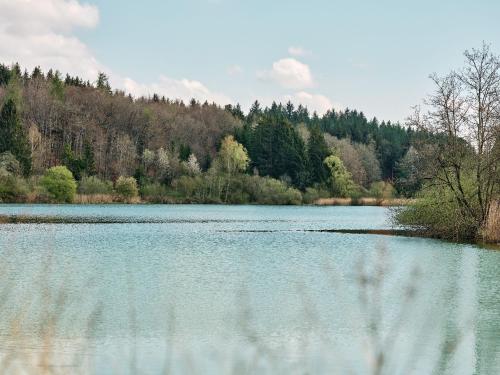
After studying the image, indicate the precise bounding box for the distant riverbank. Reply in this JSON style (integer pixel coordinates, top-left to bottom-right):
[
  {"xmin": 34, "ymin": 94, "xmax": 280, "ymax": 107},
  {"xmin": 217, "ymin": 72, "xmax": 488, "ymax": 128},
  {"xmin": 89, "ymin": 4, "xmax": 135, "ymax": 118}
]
[
  {"xmin": 313, "ymin": 197, "xmax": 413, "ymax": 206},
  {"xmin": 0, "ymin": 194, "xmax": 415, "ymax": 207}
]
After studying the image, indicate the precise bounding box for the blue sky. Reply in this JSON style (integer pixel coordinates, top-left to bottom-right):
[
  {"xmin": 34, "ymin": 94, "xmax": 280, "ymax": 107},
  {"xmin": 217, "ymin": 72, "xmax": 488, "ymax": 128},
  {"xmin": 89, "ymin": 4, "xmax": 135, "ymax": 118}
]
[{"xmin": 1, "ymin": 0, "xmax": 499, "ymax": 122}]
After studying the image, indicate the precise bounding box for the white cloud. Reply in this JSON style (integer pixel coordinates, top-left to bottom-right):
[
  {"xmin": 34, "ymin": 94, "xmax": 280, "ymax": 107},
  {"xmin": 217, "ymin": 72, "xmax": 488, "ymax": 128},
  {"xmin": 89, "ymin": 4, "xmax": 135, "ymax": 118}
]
[
  {"xmin": 288, "ymin": 46, "xmax": 311, "ymax": 57},
  {"xmin": 258, "ymin": 58, "xmax": 314, "ymax": 89},
  {"xmin": 0, "ymin": 0, "xmax": 232, "ymax": 105},
  {"xmin": 283, "ymin": 91, "xmax": 342, "ymax": 115},
  {"xmin": 227, "ymin": 64, "xmax": 243, "ymax": 76},
  {"xmin": 0, "ymin": 0, "xmax": 99, "ymax": 34},
  {"xmin": 123, "ymin": 76, "xmax": 232, "ymax": 105},
  {"xmin": 0, "ymin": 0, "xmax": 103, "ymax": 81}
]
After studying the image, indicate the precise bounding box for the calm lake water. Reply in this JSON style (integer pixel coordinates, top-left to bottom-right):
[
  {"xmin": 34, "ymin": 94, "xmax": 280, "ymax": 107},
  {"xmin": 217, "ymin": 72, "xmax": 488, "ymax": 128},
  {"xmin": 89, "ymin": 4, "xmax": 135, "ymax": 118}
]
[{"xmin": 0, "ymin": 204, "xmax": 498, "ymax": 374}]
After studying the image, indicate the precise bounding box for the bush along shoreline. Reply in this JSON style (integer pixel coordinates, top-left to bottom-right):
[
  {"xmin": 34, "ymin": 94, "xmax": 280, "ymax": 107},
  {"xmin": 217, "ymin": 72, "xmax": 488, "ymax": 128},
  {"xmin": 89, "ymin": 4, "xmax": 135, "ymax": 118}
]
[
  {"xmin": 393, "ymin": 45, "xmax": 499, "ymax": 244},
  {"xmin": 0, "ymin": 160, "xmax": 402, "ymax": 206}
]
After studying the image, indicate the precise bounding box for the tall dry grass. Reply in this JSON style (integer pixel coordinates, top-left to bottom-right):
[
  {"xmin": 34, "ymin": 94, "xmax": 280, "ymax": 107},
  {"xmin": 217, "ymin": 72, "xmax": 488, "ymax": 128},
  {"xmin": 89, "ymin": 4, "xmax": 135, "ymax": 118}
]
[
  {"xmin": 483, "ymin": 200, "xmax": 500, "ymax": 243},
  {"xmin": 314, "ymin": 197, "xmax": 414, "ymax": 206},
  {"xmin": 73, "ymin": 194, "xmax": 142, "ymax": 204},
  {"xmin": 74, "ymin": 194, "xmax": 115, "ymax": 204}
]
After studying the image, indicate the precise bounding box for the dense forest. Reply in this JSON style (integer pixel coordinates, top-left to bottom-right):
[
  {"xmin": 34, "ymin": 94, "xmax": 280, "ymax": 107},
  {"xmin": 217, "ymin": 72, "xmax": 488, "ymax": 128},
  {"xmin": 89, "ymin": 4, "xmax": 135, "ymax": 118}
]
[{"xmin": 1, "ymin": 62, "xmax": 423, "ymax": 205}]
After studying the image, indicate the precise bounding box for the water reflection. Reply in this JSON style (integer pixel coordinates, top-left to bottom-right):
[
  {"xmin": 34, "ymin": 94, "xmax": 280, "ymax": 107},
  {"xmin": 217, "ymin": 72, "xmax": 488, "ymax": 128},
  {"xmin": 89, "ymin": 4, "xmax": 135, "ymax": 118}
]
[{"xmin": 0, "ymin": 205, "xmax": 498, "ymax": 374}]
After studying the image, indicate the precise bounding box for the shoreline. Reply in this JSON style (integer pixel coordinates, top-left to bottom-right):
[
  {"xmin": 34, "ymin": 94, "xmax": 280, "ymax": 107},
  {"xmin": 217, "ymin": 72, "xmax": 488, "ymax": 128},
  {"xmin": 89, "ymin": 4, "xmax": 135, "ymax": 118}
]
[
  {"xmin": 311, "ymin": 229, "xmax": 500, "ymax": 249},
  {"xmin": 1, "ymin": 213, "xmax": 498, "ymax": 249},
  {"xmin": 0, "ymin": 196, "xmax": 413, "ymax": 206},
  {"xmin": 313, "ymin": 197, "xmax": 413, "ymax": 206}
]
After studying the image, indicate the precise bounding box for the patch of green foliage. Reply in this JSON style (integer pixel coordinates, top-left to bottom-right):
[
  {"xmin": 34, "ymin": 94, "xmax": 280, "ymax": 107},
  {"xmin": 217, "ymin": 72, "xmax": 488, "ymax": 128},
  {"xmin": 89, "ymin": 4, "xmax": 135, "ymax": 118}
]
[
  {"xmin": 368, "ymin": 181, "xmax": 395, "ymax": 200},
  {"xmin": 302, "ymin": 186, "xmax": 331, "ymax": 204},
  {"xmin": 0, "ymin": 99, "xmax": 31, "ymax": 176},
  {"xmin": 78, "ymin": 175, "xmax": 113, "ymax": 195},
  {"xmin": 170, "ymin": 173, "xmax": 302, "ymax": 205},
  {"xmin": 0, "ymin": 167, "xmax": 28, "ymax": 202},
  {"xmin": 115, "ymin": 176, "xmax": 139, "ymax": 200},
  {"xmin": 40, "ymin": 166, "xmax": 77, "ymax": 203},
  {"xmin": 140, "ymin": 182, "xmax": 169, "ymax": 203},
  {"xmin": 395, "ymin": 177, "xmax": 480, "ymax": 241},
  {"xmin": 324, "ymin": 155, "xmax": 356, "ymax": 198}
]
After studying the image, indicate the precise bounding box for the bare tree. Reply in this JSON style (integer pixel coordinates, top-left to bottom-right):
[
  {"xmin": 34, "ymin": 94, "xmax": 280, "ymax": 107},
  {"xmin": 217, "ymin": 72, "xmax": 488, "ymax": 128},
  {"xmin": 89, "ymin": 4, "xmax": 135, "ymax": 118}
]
[{"xmin": 410, "ymin": 43, "xmax": 500, "ymax": 232}]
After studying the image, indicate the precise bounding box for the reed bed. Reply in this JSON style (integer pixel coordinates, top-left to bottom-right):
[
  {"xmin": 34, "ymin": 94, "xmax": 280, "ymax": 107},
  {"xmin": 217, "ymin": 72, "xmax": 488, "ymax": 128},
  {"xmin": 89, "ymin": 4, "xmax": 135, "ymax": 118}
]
[
  {"xmin": 73, "ymin": 194, "xmax": 142, "ymax": 204},
  {"xmin": 314, "ymin": 197, "xmax": 413, "ymax": 206},
  {"xmin": 483, "ymin": 200, "xmax": 500, "ymax": 243}
]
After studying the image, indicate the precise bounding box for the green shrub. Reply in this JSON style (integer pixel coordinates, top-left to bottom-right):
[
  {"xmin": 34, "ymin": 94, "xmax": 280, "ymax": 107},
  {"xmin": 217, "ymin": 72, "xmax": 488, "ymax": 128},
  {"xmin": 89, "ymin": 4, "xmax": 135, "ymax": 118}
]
[
  {"xmin": 0, "ymin": 168, "xmax": 28, "ymax": 202},
  {"xmin": 115, "ymin": 176, "xmax": 139, "ymax": 200},
  {"xmin": 348, "ymin": 187, "xmax": 365, "ymax": 204},
  {"xmin": 394, "ymin": 179, "xmax": 480, "ymax": 241},
  {"xmin": 369, "ymin": 181, "xmax": 395, "ymax": 199},
  {"xmin": 78, "ymin": 175, "xmax": 113, "ymax": 195},
  {"xmin": 302, "ymin": 186, "xmax": 330, "ymax": 204},
  {"xmin": 324, "ymin": 155, "xmax": 356, "ymax": 197},
  {"xmin": 170, "ymin": 175, "xmax": 216, "ymax": 203},
  {"xmin": 140, "ymin": 182, "xmax": 169, "ymax": 203},
  {"xmin": 244, "ymin": 175, "xmax": 302, "ymax": 205},
  {"xmin": 40, "ymin": 166, "xmax": 77, "ymax": 203},
  {"xmin": 169, "ymin": 174, "xmax": 302, "ymax": 205},
  {"xmin": 172, "ymin": 175, "xmax": 200, "ymax": 199},
  {"xmin": 0, "ymin": 152, "xmax": 22, "ymax": 175}
]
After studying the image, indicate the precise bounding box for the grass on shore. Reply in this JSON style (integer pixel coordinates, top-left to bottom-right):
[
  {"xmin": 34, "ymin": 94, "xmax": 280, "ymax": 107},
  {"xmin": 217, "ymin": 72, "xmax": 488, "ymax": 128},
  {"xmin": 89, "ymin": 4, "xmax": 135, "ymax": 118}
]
[
  {"xmin": 482, "ymin": 200, "xmax": 500, "ymax": 243},
  {"xmin": 13, "ymin": 195, "xmax": 414, "ymax": 206},
  {"xmin": 314, "ymin": 197, "xmax": 414, "ymax": 206}
]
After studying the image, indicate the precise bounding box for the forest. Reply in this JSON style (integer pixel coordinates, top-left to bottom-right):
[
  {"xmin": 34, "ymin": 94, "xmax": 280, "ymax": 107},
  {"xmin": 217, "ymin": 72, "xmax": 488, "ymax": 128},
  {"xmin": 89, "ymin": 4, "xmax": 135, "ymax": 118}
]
[
  {"xmin": 0, "ymin": 62, "xmax": 421, "ymax": 207},
  {"xmin": 0, "ymin": 44, "xmax": 499, "ymax": 243}
]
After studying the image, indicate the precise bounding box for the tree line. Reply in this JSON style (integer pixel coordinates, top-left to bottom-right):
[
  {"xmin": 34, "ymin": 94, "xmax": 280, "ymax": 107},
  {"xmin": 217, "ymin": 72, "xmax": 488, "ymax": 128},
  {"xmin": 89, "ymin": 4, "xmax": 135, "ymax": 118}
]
[{"xmin": 0, "ymin": 61, "xmax": 431, "ymax": 205}]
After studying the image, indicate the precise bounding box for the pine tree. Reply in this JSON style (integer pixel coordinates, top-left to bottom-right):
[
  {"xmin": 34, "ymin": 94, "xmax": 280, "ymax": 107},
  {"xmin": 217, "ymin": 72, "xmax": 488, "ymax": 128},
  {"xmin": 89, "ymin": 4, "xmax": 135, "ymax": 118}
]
[
  {"xmin": 11, "ymin": 63, "xmax": 21, "ymax": 77},
  {"xmin": 96, "ymin": 72, "xmax": 111, "ymax": 94},
  {"xmin": 250, "ymin": 114, "xmax": 309, "ymax": 189},
  {"xmin": 179, "ymin": 144, "xmax": 192, "ymax": 161},
  {"xmin": 31, "ymin": 66, "xmax": 44, "ymax": 80},
  {"xmin": 307, "ymin": 125, "xmax": 330, "ymax": 184},
  {"xmin": 248, "ymin": 100, "xmax": 262, "ymax": 124},
  {"xmin": 0, "ymin": 64, "xmax": 11, "ymax": 86},
  {"xmin": 285, "ymin": 101, "xmax": 295, "ymax": 121},
  {"xmin": 0, "ymin": 99, "xmax": 32, "ymax": 176},
  {"xmin": 83, "ymin": 140, "xmax": 96, "ymax": 176},
  {"xmin": 46, "ymin": 69, "xmax": 54, "ymax": 80},
  {"xmin": 50, "ymin": 72, "xmax": 65, "ymax": 101}
]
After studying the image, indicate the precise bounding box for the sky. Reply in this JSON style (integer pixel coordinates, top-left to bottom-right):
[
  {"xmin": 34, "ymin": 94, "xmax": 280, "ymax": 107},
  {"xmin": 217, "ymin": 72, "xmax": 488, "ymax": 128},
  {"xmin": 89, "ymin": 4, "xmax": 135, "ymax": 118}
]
[{"xmin": 0, "ymin": 0, "xmax": 499, "ymax": 122}]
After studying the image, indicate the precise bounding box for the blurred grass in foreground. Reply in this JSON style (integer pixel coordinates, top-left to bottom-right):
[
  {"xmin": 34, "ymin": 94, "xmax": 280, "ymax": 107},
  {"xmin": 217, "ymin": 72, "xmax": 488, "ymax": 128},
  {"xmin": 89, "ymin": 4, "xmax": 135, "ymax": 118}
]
[{"xmin": 0, "ymin": 242, "xmax": 495, "ymax": 375}]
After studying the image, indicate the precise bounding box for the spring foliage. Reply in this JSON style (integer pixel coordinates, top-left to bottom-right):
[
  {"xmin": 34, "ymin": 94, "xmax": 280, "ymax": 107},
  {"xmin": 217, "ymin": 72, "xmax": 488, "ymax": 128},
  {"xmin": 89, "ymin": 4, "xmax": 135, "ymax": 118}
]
[{"xmin": 40, "ymin": 166, "xmax": 77, "ymax": 203}]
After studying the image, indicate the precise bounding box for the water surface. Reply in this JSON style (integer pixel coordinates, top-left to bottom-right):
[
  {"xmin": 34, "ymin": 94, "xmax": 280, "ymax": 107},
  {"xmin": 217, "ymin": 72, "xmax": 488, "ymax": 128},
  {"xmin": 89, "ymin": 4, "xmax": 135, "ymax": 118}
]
[{"xmin": 0, "ymin": 205, "xmax": 498, "ymax": 374}]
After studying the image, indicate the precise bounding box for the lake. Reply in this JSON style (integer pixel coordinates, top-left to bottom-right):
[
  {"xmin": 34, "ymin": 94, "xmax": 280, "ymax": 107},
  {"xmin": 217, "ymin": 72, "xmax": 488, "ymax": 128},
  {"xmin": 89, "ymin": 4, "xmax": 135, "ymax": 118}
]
[{"xmin": 0, "ymin": 204, "xmax": 498, "ymax": 374}]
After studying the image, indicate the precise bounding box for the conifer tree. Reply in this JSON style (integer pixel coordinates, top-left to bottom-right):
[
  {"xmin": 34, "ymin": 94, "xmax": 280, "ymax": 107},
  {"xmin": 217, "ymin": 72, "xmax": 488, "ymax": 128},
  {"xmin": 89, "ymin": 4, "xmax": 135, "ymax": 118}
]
[
  {"xmin": 307, "ymin": 125, "xmax": 330, "ymax": 184},
  {"xmin": 0, "ymin": 99, "xmax": 32, "ymax": 176},
  {"xmin": 251, "ymin": 114, "xmax": 309, "ymax": 188},
  {"xmin": 0, "ymin": 64, "xmax": 11, "ymax": 86},
  {"xmin": 83, "ymin": 141, "xmax": 96, "ymax": 176},
  {"xmin": 96, "ymin": 72, "xmax": 111, "ymax": 94}
]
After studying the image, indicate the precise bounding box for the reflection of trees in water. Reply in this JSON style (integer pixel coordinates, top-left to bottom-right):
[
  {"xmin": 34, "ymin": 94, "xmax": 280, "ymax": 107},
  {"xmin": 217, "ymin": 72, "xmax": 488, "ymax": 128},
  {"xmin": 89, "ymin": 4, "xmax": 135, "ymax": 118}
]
[
  {"xmin": 475, "ymin": 250, "xmax": 500, "ymax": 373},
  {"xmin": 0, "ymin": 234, "xmax": 498, "ymax": 373}
]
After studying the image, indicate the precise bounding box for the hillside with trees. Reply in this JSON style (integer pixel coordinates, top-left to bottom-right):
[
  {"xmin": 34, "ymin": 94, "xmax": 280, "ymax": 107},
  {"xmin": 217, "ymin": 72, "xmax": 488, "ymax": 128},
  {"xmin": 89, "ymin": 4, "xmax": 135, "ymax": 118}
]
[{"xmin": 1, "ymin": 62, "xmax": 424, "ymax": 206}]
